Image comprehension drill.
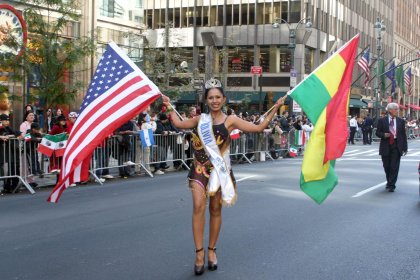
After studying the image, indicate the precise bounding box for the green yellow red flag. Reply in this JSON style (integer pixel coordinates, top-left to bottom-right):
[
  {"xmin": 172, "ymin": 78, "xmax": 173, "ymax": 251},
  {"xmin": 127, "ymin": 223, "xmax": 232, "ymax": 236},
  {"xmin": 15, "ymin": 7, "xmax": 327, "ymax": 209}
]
[{"xmin": 289, "ymin": 34, "xmax": 360, "ymax": 204}]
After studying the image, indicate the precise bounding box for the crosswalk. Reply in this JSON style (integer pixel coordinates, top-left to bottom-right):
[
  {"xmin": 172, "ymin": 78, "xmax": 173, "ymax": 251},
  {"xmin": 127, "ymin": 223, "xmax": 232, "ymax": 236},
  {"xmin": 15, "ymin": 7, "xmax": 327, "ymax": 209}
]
[{"xmin": 342, "ymin": 148, "xmax": 420, "ymax": 158}]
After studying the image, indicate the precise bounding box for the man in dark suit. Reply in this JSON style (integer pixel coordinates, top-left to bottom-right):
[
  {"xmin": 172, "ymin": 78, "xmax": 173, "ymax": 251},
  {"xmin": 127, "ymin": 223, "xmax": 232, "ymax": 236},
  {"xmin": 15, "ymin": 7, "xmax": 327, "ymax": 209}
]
[
  {"xmin": 362, "ymin": 114, "xmax": 374, "ymax": 144},
  {"xmin": 375, "ymin": 103, "xmax": 408, "ymax": 192}
]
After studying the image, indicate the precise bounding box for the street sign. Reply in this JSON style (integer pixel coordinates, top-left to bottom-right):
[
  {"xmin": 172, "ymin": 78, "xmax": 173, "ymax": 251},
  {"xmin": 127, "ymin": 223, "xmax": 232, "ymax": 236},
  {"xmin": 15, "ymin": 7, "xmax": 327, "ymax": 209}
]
[
  {"xmin": 251, "ymin": 66, "xmax": 262, "ymax": 75},
  {"xmin": 290, "ymin": 69, "xmax": 297, "ymax": 88},
  {"xmin": 292, "ymin": 100, "xmax": 302, "ymax": 113}
]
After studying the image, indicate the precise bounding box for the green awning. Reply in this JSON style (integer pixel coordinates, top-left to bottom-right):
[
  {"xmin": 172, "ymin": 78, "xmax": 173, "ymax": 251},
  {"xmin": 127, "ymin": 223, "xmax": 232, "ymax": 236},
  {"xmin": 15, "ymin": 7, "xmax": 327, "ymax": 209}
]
[
  {"xmin": 175, "ymin": 91, "xmax": 196, "ymax": 104},
  {"xmin": 349, "ymin": 98, "xmax": 368, "ymax": 108}
]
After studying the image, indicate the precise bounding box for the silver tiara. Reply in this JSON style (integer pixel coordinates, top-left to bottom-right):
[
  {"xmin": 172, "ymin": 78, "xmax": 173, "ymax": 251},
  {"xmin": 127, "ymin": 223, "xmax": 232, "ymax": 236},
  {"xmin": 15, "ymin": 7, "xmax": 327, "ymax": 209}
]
[{"xmin": 204, "ymin": 78, "xmax": 222, "ymax": 89}]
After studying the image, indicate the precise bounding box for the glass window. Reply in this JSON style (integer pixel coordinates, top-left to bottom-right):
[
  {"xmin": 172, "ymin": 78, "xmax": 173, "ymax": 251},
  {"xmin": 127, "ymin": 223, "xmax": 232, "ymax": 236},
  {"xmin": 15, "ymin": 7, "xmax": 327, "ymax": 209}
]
[
  {"xmin": 217, "ymin": 5, "xmax": 223, "ymax": 26},
  {"xmin": 260, "ymin": 45, "xmax": 292, "ymax": 73},
  {"xmin": 289, "ymin": 1, "xmax": 301, "ymax": 23},
  {"xmin": 248, "ymin": 4, "xmax": 255, "ymax": 24},
  {"xmin": 227, "ymin": 47, "xmax": 254, "ymax": 73},
  {"xmin": 304, "ymin": 47, "xmax": 313, "ymax": 74},
  {"xmin": 174, "ymin": 8, "xmax": 181, "ymax": 27},
  {"xmin": 256, "ymin": 3, "xmax": 264, "ymax": 24},
  {"xmin": 233, "ymin": 4, "xmax": 240, "ymax": 25},
  {"xmin": 181, "ymin": 7, "xmax": 188, "ymax": 27},
  {"xmin": 209, "ymin": 6, "xmax": 217, "ymax": 26},
  {"xmin": 281, "ymin": 1, "xmax": 288, "ymax": 22},
  {"xmin": 146, "ymin": 9, "xmax": 153, "ymax": 28},
  {"xmin": 241, "ymin": 3, "xmax": 248, "ymax": 25},
  {"xmin": 167, "ymin": 7, "xmax": 174, "ymax": 25},
  {"xmin": 226, "ymin": 5, "xmax": 232, "ymax": 26},
  {"xmin": 203, "ymin": 6, "xmax": 209, "ymax": 26}
]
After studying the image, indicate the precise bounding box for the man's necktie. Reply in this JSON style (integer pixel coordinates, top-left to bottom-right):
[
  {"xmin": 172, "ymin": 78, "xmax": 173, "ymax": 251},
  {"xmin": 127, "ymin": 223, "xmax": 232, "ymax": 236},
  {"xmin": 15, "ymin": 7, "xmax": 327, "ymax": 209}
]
[{"xmin": 389, "ymin": 118, "xmax": 395, "ymax": 145}]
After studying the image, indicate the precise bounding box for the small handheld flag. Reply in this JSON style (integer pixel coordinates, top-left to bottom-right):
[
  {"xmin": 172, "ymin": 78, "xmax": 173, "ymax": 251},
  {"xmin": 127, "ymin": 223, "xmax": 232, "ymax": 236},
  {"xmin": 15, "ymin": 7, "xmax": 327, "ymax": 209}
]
[{"xmin": 139, "ymin": 128, "xmax": 154, "ymax": 147}]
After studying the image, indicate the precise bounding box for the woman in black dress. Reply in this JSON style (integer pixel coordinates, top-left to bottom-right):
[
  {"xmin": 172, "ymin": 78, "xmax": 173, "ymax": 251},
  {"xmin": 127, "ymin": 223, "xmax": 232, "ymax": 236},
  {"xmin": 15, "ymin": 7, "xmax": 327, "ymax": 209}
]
[{"xmin": 163, "ymin": 79, "xmax": 284, "ymax": 276}]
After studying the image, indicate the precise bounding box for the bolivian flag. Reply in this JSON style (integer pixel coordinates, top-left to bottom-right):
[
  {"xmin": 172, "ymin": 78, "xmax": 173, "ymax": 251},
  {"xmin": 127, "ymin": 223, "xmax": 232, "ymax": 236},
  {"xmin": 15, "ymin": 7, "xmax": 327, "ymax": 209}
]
[{"xmin": 289, "ymin": 34, "xmax": 359, "ymax": 204}]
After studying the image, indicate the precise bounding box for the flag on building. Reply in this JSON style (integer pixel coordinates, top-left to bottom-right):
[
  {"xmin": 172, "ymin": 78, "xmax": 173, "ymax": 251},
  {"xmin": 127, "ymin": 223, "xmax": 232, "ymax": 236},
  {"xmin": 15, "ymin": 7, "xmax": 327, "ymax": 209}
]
[
  {"xmin": 288, "ymin": 34, "xmax": 359, "ymax": 204},
  {"xmin": 139, "ymin": 128, "xmax": 154, "ymax": 147},
  {"xmin": 378, "ymin": 58, "xmax": 386, "ymax": 92},
  {"xmin": 37, "ymin": 133, "xmax": 67, "ymax": 157},
  {"xmin": 294, "ymin": 130, "xmax": 306, "ymax": 146},
  {"xmin": 289, "ymin": 145, "xmax": 298, "ymax": 157},
  {"xmin": 230, "ymin": 129, "xmax": 241, "ymax": 140},
  {"xmin": 395, "ymin": 65, "xmax": 405, "ymax": 94},
  {"xmin": 357, "ymin": 48, "xmax": 370, "ymax": 87},
  {"xmin": 404, "ymin": 67, "xmax": 412, "ymax": 96},
  {"xmin": 385, "ymin": 60, "xmax": 396, "ymax": 94},
  {"xmin": 47, "ymin": 42, "xmax": 161, "ymax": 203}
]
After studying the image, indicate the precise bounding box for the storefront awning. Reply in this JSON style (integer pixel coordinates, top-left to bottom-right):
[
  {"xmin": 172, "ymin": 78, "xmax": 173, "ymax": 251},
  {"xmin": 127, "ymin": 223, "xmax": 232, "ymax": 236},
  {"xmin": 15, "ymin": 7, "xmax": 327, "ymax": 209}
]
[
  {"xmin": 174, "ymin": 91, "xmax": 197, "ymax": 104},
  {"xmin": 349, "ymin": 98, "xmax": 368, "ymax": 109}
]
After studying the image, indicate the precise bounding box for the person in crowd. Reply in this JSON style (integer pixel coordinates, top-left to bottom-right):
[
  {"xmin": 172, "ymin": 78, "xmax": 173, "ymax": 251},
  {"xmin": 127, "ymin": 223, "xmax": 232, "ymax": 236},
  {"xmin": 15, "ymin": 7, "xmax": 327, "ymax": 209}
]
[
  {"xmin": 25, "ymin": 104, "xmax": 39, "ymax": 123},
  {"xmin": 25, "ymin": 122, "xmax": 43, "ymax": 178},
  {"xmin": 302, "ymin": 119, "xmax": 313, "ymax": 134},
  {"xmin": 348, "ymin": 115, "xmax": 358, "ymax": 145},
  {"xmin": 362, "ymin": 114, "xmax": 374, "ymax": 145},
  {"xmin": 54, "ymin": 108, "xmax": 63, "ymax": 124},
  {"xmin": 189, "ymin": 106, "xmax": 197, "ymax": 119},
  {"xmin": 19, "ymin": 111, "xmax": 38, "ymax": 184},
  {"xmin": 0, "ymin": 114, "xmax": 21, "ymax": 194},
  {"xmin": 272, "ymin": 119, "xmax": 283, "ymax": 151},
  {"xmin": 376, "ymin": 103, "xmax": 408, "ymax": 192},
  {"xmin": 154, "ymin": 113, "xmax": 179, "ymax": 174},
  {"xmin": 66, "ymin": 112, "xmax": 78, "ymax": 134},
  {"xmin": 280, "ymin": 111, "xmax": 290, "ymax": 132},
  {"xmin": 49, "ymin": 115, "xmax": 67, "ymax": 173},
  {"xmin": 45, "ymin": 108, "xmax": 55, "ymax": 133},
  {"xmin": 115, "ymin": 120, "xmax": 135, "ymax": 178},
  {"xmin": 19, "ymin": 111, "xmax": 36, "ymax": 137},
  {"xmin": 293, "ymin": 118, "xmax": 303, "ymax": 130},
  {"xmin": 137, "ymin": 113, "xmax": 156, "ymax": 173},
  {"xmin": 163, "ymin": 78, "xmax": 284, "ymax": 276}
]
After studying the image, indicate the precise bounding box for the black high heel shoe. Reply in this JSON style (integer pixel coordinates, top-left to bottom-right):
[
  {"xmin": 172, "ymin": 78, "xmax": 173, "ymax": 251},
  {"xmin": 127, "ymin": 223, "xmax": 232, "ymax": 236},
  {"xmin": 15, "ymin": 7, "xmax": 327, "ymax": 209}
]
[
  {"xmin": 207, "ymin": 247, "xmax": 218, "ymax": 271},
  {"xmin": 194, "ymin": 248, "xmax": 205, "ymax": 276}
]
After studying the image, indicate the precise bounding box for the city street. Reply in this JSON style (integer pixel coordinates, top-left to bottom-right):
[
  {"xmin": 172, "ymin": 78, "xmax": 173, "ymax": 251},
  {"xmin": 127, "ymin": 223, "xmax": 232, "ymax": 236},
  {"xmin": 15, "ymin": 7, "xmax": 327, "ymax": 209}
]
[{"xmin": 1, "ymin": 140, "xmax": 420, "ymax": 280}]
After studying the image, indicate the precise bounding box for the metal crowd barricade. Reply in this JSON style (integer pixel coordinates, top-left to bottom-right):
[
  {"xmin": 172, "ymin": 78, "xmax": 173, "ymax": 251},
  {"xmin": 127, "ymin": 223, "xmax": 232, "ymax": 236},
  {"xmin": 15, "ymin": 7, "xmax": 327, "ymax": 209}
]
[
  {"xmin": 90, "ymin": 134, "xmax": 152, "ymax": 180},
  {"xmin": 149, "ymin": 133, "xmax": 189, "ymax": 171},
  {"xmin": 0, "ymin": 137, "xmax": 35, "ymax": 194}
]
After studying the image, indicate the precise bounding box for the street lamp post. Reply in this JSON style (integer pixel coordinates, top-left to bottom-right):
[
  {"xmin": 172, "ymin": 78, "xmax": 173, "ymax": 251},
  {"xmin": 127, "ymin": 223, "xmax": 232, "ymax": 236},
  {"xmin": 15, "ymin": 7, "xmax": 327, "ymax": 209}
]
[
  {"xmin": 272, "ymin": 17, "xmax": 312, "ymax": 115},
  {"xmin": 374, "ymin": 18, "xmax": 386, "ymax": 120}
]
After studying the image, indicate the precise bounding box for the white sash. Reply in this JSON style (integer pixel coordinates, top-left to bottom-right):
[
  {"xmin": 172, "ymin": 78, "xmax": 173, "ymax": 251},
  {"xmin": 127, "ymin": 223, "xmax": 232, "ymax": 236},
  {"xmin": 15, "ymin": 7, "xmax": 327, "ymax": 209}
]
[{"xmin": 197, "ymin": 114, "xmax": 236, "ymax": 206}]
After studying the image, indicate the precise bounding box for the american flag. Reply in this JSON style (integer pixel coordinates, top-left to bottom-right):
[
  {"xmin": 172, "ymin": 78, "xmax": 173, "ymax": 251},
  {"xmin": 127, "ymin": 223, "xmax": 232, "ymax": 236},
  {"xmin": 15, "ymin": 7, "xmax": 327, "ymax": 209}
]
[
  {"xmin": 48, "ymin": 42, "xmax": 161, "ymax": 203},
  {"xmin": 404, "ymin": 67, "xmax": 412, "ymax": 95},
  {"xmin": 357, "ymin": 48, "xmax": 370, "ymax": 87}
]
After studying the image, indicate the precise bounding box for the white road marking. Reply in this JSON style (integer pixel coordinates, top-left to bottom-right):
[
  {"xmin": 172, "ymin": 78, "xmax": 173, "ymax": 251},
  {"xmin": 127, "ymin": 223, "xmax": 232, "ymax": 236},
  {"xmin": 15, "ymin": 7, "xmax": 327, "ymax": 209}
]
[
  {"xmin": 237, "ymin": 175, "xmax": 257, "ymax": 182},
  {"xmin": 352, "ymin": 181, "xmax": 387, "ymax": 198},
  {"xmin": 339, "ymin": 158, "xmax": 419, "ymax": 162},
  {"xmin": 407, "ymin": 150, "xmax": 420, "ymax": 157},
  {"xmin": 344, "ymin": 149, "xmax": 360, "ymax": 155},
  {"xmin": 343, "ymin": 149, "xmax": 376, "ymax": 156}
]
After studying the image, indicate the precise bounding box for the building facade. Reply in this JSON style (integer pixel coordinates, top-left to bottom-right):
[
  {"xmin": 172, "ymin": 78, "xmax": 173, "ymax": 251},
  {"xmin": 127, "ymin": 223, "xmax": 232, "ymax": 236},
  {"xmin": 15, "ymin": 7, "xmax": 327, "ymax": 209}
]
[
  {"xmin": 142, "ymin": 0, "xmax": 394, "ymax": 115},
  {"xmin": 393, "ymin": 0, "xmax": 420, "ymax": 118}
]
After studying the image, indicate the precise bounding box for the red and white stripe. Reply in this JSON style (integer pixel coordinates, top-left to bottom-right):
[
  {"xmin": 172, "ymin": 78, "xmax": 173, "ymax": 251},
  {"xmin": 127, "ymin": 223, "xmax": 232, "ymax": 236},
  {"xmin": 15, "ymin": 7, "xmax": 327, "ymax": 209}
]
[{"xmin": 48, "ymin": 45, "xmax": 161, "ymax": 203}]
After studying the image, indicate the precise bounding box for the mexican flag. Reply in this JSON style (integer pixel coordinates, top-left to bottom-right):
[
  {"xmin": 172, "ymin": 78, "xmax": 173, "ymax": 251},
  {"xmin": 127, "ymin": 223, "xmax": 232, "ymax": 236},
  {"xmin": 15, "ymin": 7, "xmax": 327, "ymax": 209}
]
[
  {"xmin": 230, "ymin": 129, "xmax": 241, "ymax": 140},
  {"xmin": 24, "ymin": 133, "xmax": 31, "ymax": 142},
  {"xmin": 38, "ymin": 133, "xmax": 68, "ymax": 157},
  {"xmin": 295, "ymin": 130, "xmax": 306, "ymax": 146},
  {"xmin": 289, "ymin": 145, "xmax": 298, "ymax": 157}
]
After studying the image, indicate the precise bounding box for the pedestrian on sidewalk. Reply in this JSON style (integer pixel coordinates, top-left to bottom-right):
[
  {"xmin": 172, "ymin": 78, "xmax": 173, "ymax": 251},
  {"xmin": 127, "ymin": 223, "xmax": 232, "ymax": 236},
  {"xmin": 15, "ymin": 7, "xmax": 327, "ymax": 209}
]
[
  {"xmin": 376, "ymin": 103, "xmax": 407, "ymax": 192},
  {"xmin": 163, "ymin": 78, "xmax": 285, "ymax": 276},
  {"xmin": 348, "ymin": 115, "xmax": 357, "ymax": 144}
]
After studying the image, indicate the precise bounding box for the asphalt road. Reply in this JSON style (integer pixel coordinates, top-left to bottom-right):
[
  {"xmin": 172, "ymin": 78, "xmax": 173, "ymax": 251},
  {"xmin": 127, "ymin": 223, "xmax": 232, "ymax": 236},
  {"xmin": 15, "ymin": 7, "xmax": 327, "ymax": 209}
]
[{"xmin": 1, "ymin": 140, "xmax": 420, "ymax": 280}]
